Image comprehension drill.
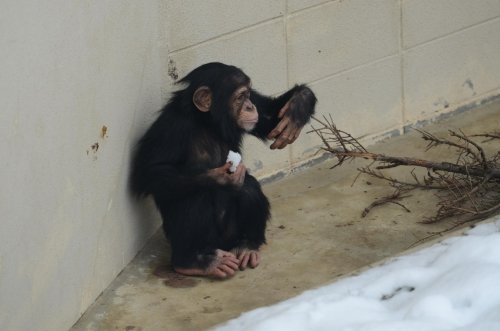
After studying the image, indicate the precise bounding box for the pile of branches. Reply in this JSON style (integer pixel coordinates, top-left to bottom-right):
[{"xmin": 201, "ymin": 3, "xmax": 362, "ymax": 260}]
[{"xmin": 310, "ymin": 115, "xmax": 500, "ymax": 226}]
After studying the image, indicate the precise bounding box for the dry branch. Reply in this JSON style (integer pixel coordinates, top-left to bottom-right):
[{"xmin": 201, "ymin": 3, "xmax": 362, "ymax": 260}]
[
  {"xmin": 361, "ymin": 187, "xmax": 411, "ymax": 217},
  {"xmin": 310, "ymin": 115, "xmax": 500, "ymax": 225}
]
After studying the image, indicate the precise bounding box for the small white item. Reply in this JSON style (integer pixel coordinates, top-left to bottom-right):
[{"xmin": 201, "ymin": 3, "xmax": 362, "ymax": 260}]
[{"xmin": 226, "ymin": 150, "xmax": 242, "ymax": 173}]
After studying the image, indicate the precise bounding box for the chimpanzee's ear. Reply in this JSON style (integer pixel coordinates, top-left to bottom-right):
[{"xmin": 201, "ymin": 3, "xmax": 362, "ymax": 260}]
[{"xmin": 193, "ymin": 86, "xmax": 212, "ymax": 112}]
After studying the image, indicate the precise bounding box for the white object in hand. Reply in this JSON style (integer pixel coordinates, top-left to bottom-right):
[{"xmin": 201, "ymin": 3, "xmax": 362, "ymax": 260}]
[{"xmin": 226, "ymin": 151, "xmax": 242, "ymax": 173}]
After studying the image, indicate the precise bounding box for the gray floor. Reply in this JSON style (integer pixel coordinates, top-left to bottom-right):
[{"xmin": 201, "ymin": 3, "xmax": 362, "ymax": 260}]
[{"xmin": 72, "ymin": 101, "xmax": 500, "ymax": 331}]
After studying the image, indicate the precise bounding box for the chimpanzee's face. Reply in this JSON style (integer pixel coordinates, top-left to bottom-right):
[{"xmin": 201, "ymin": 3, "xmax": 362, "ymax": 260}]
[{"xmin": 231, "ymin": 85, "xmax": 258, "ymax": 132}]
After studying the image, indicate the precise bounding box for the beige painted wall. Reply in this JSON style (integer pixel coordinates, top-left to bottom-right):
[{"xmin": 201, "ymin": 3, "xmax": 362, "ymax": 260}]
[
  {"xmin": 1, "ymin": 1, "xmax": 500, "ymax": 330},
  {"xmin": 0, "ymin": 1, "xmax": 167, "ymax": 330}
]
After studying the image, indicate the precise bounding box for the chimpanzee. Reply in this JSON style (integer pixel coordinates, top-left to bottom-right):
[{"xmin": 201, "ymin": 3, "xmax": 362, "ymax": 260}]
[{"xmin": 131, "ymin": 62, "xmax": 316, "ymax": 278}]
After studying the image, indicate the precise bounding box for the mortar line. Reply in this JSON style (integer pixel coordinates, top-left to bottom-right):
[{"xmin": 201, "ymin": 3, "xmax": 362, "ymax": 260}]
[
  {"xmin": 168, "ymin": 16, "xmax": 283, "ymax": 55},
  {"xmin": 284, "ymin": 2, "xmax": 294, "ymax": 171},
  {"xmin": 403, "ymin": 15, "xmax": 500, "ymax": 52},
  {"xmin": 287, "ymin": 0, "xmax": 340, "ymax": 19},
  {"xmin": 307, "ymin": 53, "xmax": 400, "ymax": 86},
  {"xmin": 399, "ymin": 0, "xmax": 407, "ymax": 131}
]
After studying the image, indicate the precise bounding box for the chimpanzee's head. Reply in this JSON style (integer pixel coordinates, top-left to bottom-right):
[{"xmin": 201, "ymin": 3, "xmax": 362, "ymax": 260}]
[{"xmin": 180, "ymin": 62, "xmax": 258, "ymax": 132}]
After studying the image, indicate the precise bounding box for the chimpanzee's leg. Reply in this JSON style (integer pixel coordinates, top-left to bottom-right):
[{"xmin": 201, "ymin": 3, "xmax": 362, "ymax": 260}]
[
  {"xmin": 232, "ymin": 174, "xmax": 270, "ymax": 269},
  {"xmin": 154, "ymin": 191, "xmax": 240, "ymax": 279}
]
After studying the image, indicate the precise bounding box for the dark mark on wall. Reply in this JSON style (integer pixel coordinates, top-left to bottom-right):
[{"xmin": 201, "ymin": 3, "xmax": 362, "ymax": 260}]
[
  {"xmin": 86, "ymin": 125, "xmax": 109, "ymax": 158},
  {"xmin": 168, "ymin": 59, "xmax": 179, "ymax": 81},
  {"xmin": 463, "ymin": 79, "xmax": 476, "ymax": 96},
  {"xmin": 100, "ymin": 125, "xmax": 108, "ymax": 139}
]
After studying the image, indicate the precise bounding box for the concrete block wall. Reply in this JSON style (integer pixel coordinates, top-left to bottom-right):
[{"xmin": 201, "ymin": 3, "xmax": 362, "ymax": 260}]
[{"xmin": 1, "ymin": 1, "xmax": 500, "ymax": 330}]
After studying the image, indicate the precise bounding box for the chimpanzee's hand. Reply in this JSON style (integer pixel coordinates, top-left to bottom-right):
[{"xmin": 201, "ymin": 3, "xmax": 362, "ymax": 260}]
[
  {"xmin": 268, "ymin": 101, "xmax": 301, "ymax": 150},
  {"xmin": 267, "ymin": 86, "xmax": 316, "ymax": 149},
  {"xmin": 267, "ymin": 100, "xmax": 302, "ymax": 150},
  {"xmin": 231, "ymin": 163, "xmax": 246, "ymax": 186},
  {"xmin": 207, "ymin": 162, "xmax": 246, "ymax": 187}
]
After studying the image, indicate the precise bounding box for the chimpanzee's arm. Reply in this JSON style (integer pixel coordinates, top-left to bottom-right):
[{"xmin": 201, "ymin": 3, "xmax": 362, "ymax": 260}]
[{"xmin": 250, "ymin": 84, "xmax": 317, "ymax": 142}]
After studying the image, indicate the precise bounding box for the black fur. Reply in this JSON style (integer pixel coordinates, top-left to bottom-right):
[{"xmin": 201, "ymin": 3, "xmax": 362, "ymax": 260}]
[{"xmin": 130, "ymin": 62, "xmax": 316, "ymax": 270}]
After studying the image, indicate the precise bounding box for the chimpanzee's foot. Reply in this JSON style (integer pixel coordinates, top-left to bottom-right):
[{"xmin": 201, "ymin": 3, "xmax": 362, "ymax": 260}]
[
  {"xmin": 174, "ymin": 249, "xmax": 240, "ymax": 279},
  {"xmin": 231, "ymin": 247, "xmax": 261, "ymax": 270}
]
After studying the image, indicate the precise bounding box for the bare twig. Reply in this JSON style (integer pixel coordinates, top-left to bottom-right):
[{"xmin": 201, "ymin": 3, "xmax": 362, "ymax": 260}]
[
  {"xmin": 362, "ymin": 188, "xmax": 411, "ymax": 217},
  {"xmin": 471, "ymin": 133, "xmax": 500, "ymax": 142},
  {"xmin": 311, "ymin": 116, "xmax": 500, "ymax": 227}
]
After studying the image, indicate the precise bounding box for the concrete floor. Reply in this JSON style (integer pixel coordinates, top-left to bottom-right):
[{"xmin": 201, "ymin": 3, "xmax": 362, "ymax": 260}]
[{"xmin": 72, "ymin": 101, "xmax": 500, "ymax": 331}]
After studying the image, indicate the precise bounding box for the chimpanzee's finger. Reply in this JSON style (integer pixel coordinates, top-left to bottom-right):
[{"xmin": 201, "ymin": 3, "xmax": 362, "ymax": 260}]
[
  {"xmin": 212, "ymin": 268, "xmax": 227, "ymax": 278},
  {"xmin": 221, "ymin": 260, "xmax": 240, "ymax": 270},
  {"xmin": 289, "ymin": 126, "xmax": 302, "ymax": 144},
  {"xmin": 277, "ymin": 101, "xmax": 291, "ymax": 118},
  {"xmin": 231, "ymin": 164, "xmax": 245, "ymax": 185},
  {"xmin": 239, "ymin": 253, "xmax": 250, "ymax": 270},
  {"xmin": 271, "ymin": 126, "xmax": 295, "ymax": 149},
  {"xmin": 250, "ymin": 252, "xmax": 260, "ymax": 268},
  {"xmin": 219, "ymin": 264, "xmax": 236, "ymax": 277},
  {"xmin": 270, "ymin": 137, "xmax": 287, "ymax": 149},
  {"xmin": 268, "ymin": 117, "xmax": 290, "ymax": 139},
  {"xmin": 221, "ymin": 162, "xmax": 233, "ymax": 173}
]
